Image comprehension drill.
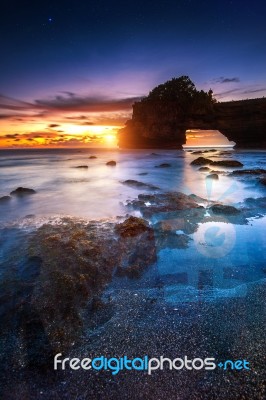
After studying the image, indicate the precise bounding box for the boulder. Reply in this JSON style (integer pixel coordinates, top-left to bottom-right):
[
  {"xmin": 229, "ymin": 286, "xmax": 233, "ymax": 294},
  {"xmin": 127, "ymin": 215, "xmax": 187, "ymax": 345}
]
[
  {"xmin": 206, "ymin": 174, "xmax": 219, "ymax": 180},
  {"xmin": 127, "ymin": 192, "xmax": 202, "ymax": 218},
  {"xmin": 211, "ymin": 160, "xmax": 243, "ymax": 167},
  {"xmin": 230, "ymin": 169, "xmax": 266, "ymax": 175},
  {"xmin": 26, "ymin": 216, "xmax": 156, "ymax": 351},
  {"xmin": 106, "ymin": 160, "xmax": 116, "ymax": 166},
  {"xmin": 190, "ymin": 157, "xmax": 213, "ymax": 166},
  {"xmin": 74, "ymin": 165, "xmax": 88, "ymax": 169},
  {"xmin": 198, "ymin": 167, "xmax": 211, "ymax": 171},
  {"xmin": 122, "ymin": 180, "xmax": 159, "ymax": 190},
  {"xmin": 115, "ymin": 216, "xmax": 156, "ymax": 278},
  {"xmin": 115, "ymin": 216, "xmax": 151, "ymax": 237},
  {"xmin": 89, "ymin": 156, "xmax": 97, "ymax": 159},
  {"xmin": 0, "ymin": 195, "xmax": 11, "ymax": 203},
  {"xmin": 210, "ymin": 204, "xmax": 240, "ymax": 215},
  {"xmin": 10, "ymin": 187, "xmax": 36, "ymax": 196}
]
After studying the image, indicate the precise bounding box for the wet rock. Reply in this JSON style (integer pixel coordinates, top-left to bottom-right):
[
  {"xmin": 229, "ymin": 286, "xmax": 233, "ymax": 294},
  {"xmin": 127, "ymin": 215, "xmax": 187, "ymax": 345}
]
[
  {"xmin": 127, "ymin": 192, "xmax": 202, "ymax": 218},
  {"xmin": 26, "ymin": 216, "xmax": 156, "ymax": 351},
  {"xmin": 209, "ymin": 170, "xmax": 224, "ymax": 174},
  {"xmin": 206, "ymin": 173, "xmax": 219, "ymax": 180},
  {"xmin": 259, "ymin": 177, "xmax": 266, "ymax": 186},
  {"xmin": 218, "ymin": 151, "xmax": 233, "ymax": 155},
  {"xmin": 89, "ymin": 155, "xmax": 97, "ymax": 159},
  {"xmin": 230, "ymin": 169, "xmax": 266, "ymax": 175},
  {"xmin": 153, "ymin": 207, "xmax": 206, "ymax": 235},
  {"xmin": 115, "ymin": 216, "xmax": 156, "ymax": 278},
  {"xmin": 198, "ymin": 167, "xmax": 210, "ymax": 171},
  {"xmin": 210, "ymin": 204, "xmax": 240, "ymax": 215},
  {"xmin": 115, "ymin": 216, "xmax": 151, "ymax": 237},
  {"xmin": 0, "ymin": 195, "xmax": 11, "ymax": 203},
  {"xmin": 122, "ymin": 180, "xmax": 159, "ymax": 190},
  {"xmin": 28, "ymin": 221, "xmax": 119, "ymax": 351},
  {"xmin": 138, "ymin": 172, "xmax": 148, "ymax": 176},
  {"xmin": 106, "ymin": 160, "xmax": 116, "ymax": 166},
  {"xmin": 10, "ymin": 187, "xmax": 36, "ymax": 196},
  {"xmin": 150, "ymin": 153, "xmax": 159, "ymax": 156},
  {"xmin": 244, "ymin": 197, "xmax": 266, "ymax": 210},
  {"xmin": 191, "ymin": 157, "xmax": 243, "ymax": 168},
  {"xmin": 211, "ymin": 160, "xmax": 243, "ymax": 167},
  {"xmin": 155, "ymin": 163, "xmax": 171, "ymax": 168},
  {"xmin": 155, "ymin": 231, "xmax": 192, "ymax": 249},
  {"xmin": 74, "ymin": 165, "xmax": 88, "ymax": 169},
  {"xmin": 190, "ymin": 157, "xmax": 213, "ymax": 166}
]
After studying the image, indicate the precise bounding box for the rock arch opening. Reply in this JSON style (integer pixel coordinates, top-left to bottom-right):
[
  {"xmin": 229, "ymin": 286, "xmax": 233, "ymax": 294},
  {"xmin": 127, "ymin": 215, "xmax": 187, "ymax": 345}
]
[{"xmin": 183, "ymin": 129, "xmax": 235, "ymax": 149}]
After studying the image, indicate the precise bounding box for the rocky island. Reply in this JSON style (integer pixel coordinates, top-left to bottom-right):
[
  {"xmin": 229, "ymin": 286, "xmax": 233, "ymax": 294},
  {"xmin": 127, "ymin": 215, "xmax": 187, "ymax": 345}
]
[{"xmin": 118, "ymin": 76, "xmax": 266, "ymax": 149}]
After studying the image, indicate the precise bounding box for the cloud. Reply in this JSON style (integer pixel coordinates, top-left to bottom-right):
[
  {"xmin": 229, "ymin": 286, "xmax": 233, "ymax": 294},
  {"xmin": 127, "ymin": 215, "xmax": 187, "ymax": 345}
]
[
  {"xmin": 79, "ymin": 121, "xmax": 95, "ymax": 126},
  {"xmin": 0, "ymin": 93, "xmax": 139, "ymax": 127},
  {"xmin": 0, "ymin": 114, "xmax": 15, "ymax": 119},
  {"xmin": 242, "ymin": 88, "xmax": 266, "ymax": 94},
  {"xmin": 214, "ymin": 77, "xmax": 240, "ymax": 83},
  {"xmin": 48, "ymin": 123, "xmax": 60, "ymax": 128},
  {"xmin": 59, "ymin": 91, "xmax": 75, "ymax": 97},
  {"xmin": 35, "ymin": 94, "xmax": 141, "ymax": 112},
  {"xmin": 0, "ymin": 94, "xmax": 33, "ymax": 111},
  {"xmin": 66, "ymin": 115, "xmax": 89, "ymax": 120},
  {"xmin": 4, "ymin": 133, "xmax": 19, "ymax": 138},
  {"xmin": 214, "ymin": 88, "xmax": 242, "ymax": 98}
]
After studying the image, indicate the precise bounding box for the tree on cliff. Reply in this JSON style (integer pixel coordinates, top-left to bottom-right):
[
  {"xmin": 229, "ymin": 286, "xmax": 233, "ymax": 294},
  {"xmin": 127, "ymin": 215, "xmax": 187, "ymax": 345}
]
[{"xmin": 142, "ymin": 75, "xmax": 215, "ymax": 113}]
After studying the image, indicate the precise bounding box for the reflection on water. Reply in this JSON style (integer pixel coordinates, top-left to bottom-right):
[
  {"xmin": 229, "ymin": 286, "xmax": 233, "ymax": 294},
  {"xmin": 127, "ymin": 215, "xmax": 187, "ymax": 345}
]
[
  {"xmin": 153, "ymin": 216, "xmax": 265, "ymax": 302},
  {"xmin": 0, "ymin": 148, "xmax": 265, "ymax": 223},
  {"xmin": 0, "ymin": 148, "xmax": 265, "ymax": 303}
]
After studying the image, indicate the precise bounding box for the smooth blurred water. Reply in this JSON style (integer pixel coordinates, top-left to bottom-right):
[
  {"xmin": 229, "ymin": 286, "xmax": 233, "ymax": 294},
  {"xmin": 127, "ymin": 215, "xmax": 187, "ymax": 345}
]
[
  {"xmin": 0, "ymin": 148, "xmax": 265, "ymax": 223},
  {"xmin": 0, "ymin": 148, "xmax": 265, "ymax": 301}
]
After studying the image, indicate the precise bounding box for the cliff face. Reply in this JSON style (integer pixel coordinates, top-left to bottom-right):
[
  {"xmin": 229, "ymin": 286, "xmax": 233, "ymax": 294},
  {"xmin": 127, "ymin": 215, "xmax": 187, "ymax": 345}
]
[{"xmin": 118, "ymin": 98, "xmax": 266, "ymax": 148}]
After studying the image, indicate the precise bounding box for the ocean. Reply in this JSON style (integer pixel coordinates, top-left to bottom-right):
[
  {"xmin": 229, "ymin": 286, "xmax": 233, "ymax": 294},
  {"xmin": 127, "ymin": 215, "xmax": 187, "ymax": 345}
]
[
  {"xmin": 0, "ymin": 148, "xmax": 265, "ymax": 221},
  {"xmin": 0, "ymin": 148, "xmax": 265, "ymax": 398}
]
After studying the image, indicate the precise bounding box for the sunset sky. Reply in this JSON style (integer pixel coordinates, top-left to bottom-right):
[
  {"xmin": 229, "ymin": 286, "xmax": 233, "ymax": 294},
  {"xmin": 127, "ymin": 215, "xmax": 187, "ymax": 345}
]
[{"xmin": 1, "ymin": 0, "xmax": 266, "ymax": 148}]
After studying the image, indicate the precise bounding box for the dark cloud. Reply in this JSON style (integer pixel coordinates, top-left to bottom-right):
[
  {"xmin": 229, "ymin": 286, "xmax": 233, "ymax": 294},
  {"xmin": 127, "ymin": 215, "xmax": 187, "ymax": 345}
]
[
  {"xmin": 65, "ymin": 115, "xmax": 88, "ymax": 120},
  {"xmin": 0, "ymin": 94, "xmax": 33, "ymax": 111},
  {"xmin": 214, "ymin": 88, "xmax": 241, "ymax": 98},
  {"xmin": 60, "ymin": 91, "xmax": 75, "ymax": 97},
  {"xmin": 242, "ymin": 88, "xmax": 266, "ymax": 94},
  {"xmin": 0, "ymin": 93, "xmax": 139, "ymax": 119},
  {"xmin": 35, "ymin": 94, "xmax": 141, "ymax": 112},
  {"xmin": 215, "ymin": 77, "xmax": 240, "ymax": 83},
  {"xmin": 0, "ymin": 114, "xmax": 14, "ymax": 119},
  {"xmin": 5, "ymin": 133, "xmax": 19, "ymax": 138},
  {"xmin": 215, "ymin": 85, "xmax": 266, "ymax": 99},
  {"xmin": 48, "ymin": 123, "xmax": 60, "ymax": 128},
  {"xmin": 79, "ymin": 121, "xmax": 95, "ymax": 126}
]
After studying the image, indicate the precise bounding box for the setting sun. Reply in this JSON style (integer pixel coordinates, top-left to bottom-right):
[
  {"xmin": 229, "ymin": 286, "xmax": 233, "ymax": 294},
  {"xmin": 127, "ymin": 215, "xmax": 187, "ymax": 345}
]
[{"xmin": 104, "ymin": 134, "xmax": 117, "ymax": 143}]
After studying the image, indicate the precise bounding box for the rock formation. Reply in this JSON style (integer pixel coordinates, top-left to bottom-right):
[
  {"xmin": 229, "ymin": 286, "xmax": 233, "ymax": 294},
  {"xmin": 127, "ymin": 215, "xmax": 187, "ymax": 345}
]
[{"xmin": 119, "ymin": 79, "xmax": 266, "ymax": 149}]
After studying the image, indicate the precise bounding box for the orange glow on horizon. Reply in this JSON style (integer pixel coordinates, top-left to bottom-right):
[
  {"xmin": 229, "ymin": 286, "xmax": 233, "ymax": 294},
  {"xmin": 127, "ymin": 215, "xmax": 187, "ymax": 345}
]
[{"xmin": 0, "ymin": 120, "xmax": 120, "ymax": 148}]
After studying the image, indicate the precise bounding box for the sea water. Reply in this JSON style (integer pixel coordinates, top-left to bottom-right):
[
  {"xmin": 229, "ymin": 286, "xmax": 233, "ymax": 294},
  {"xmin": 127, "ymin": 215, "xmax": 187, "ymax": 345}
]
[{"xmin": 0, "ymin": 148, "xmax": 265, "ymax": 301}]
